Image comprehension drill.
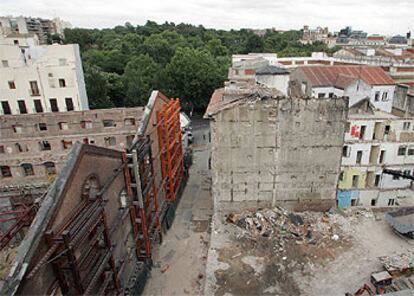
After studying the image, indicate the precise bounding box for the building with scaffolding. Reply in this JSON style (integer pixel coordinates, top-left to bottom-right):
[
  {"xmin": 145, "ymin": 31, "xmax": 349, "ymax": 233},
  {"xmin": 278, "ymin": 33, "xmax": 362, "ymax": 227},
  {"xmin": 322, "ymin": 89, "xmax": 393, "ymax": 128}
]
[{"xmin": 1, "ymin": 91, "xmax": 187, "ymax": 294}]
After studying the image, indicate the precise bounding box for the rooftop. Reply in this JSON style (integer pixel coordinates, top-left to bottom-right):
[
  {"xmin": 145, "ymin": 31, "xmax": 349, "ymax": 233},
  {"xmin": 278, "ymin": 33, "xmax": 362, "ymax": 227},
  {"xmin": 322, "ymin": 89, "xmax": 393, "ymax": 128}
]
[{"xmin": 299, "ymin": 65, "xmax": 395, "ymax": 87}]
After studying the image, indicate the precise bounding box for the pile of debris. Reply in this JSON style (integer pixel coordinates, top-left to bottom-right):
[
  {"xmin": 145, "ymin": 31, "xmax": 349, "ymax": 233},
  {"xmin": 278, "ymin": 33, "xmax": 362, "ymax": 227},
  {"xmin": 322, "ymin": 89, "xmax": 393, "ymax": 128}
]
[
  {"xmin": 379, "ymin": 252, "xmax": 414, "ymax": 275},
  {"xmin": 225, "ymin": 207, "xmax": 349, "ymax": 247}
]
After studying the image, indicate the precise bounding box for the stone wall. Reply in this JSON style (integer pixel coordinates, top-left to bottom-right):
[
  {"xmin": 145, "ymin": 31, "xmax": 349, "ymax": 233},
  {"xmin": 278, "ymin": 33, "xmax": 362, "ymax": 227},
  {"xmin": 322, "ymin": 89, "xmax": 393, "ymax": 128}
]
[{"xmin": 211, "ymin": 96, "xmax": 348, "ymax": 210}]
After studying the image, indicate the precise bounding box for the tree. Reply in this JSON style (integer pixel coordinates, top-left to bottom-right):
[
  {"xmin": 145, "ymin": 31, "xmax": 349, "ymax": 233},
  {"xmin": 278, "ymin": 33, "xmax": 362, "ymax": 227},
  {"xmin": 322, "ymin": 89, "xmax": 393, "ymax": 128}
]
[
  {"xmin": 245, "ymin": 34, "xmax": 264, "ymax": 53},
  {"xmin": 123, "ymin": 54, "xmax": 161, "ymax": 107},
  {"xmin": 206, "ymin": 38, "xmax": 228, "ymax": 57},
  {"xmin": 164, "ymin": 47, "xmax": 226, "ymax": 109},
  {"xmin": 84, "ymin": 65, "xmax": 114, "ymax": 109}
]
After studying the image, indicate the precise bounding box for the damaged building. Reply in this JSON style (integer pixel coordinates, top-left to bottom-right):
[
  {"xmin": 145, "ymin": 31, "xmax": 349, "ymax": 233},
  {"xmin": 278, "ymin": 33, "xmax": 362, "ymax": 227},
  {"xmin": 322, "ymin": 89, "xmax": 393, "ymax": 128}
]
[
  {"xmin": 1, "ymin": 90, "xmax": 187, "ymax": 294},
  {"xmin": 205, "ymin": 86, "xmax": 348, "ymax": 210}
]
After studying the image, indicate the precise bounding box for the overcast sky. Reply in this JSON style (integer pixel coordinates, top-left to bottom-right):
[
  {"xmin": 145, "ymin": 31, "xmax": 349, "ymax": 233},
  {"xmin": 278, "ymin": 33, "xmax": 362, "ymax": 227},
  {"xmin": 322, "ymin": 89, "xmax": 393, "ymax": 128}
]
[{"xmin": 2, "ymin": 0, "xmax": 413, "ymax": 35}]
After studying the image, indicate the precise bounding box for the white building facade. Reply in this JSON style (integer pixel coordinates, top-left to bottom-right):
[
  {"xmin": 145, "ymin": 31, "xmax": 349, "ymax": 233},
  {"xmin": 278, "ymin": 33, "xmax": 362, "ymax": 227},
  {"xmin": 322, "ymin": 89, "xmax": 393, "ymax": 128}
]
[
  {"xmin": 338, "ymin": 102, "xmax": 414, "ymax": 207},
  {"xmin": 0, "ymin": 34, "xmax": 89, "ymax": 115}
]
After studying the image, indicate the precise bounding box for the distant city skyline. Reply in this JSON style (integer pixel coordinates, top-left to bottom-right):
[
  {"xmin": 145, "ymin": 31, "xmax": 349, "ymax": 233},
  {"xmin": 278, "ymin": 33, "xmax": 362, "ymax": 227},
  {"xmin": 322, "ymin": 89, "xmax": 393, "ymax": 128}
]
[{"xmin": 2, "ymin": 0, "xmax": 413, "ymax": 36}]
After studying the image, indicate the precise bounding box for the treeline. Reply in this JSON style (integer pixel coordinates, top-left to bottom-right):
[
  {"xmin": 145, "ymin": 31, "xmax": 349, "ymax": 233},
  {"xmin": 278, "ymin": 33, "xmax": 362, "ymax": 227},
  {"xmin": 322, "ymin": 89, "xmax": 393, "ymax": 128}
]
[{"xmin": 63, "ymin": 21, "xmax": 336, "ymax": 111}]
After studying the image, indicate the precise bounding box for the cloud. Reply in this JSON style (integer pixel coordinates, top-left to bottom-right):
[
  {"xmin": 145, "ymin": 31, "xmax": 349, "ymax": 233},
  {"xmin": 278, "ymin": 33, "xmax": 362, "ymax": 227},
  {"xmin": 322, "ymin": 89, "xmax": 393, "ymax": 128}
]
[{"xmin": 2, "ymin": 0, "xmax": 413, "ymax": 35}]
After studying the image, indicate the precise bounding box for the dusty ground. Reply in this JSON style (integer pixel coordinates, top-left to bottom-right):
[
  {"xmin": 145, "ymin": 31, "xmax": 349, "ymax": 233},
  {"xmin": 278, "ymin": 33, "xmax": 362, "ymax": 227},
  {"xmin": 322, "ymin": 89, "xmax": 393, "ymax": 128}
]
[
  {"xmin": 0, "ymin": 247, "xmax": 17, "ymax": 290},
  {"xmin": 143, "ymin": 118, "xmax": 213, "ymax": 295},
  {"xmin": 205, "ymin": 207, "xmax": 413, "ymax": 296}
]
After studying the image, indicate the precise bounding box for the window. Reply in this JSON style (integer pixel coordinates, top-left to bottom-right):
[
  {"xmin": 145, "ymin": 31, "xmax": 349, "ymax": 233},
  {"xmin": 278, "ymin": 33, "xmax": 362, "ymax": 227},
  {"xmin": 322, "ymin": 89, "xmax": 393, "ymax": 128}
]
[
  {"xmin": 21, "ymin": 163, "xmax": 34, "ymax": 176},
  {"xmin": 15, "ymin": 143, "xmax": 28, "ymax": 152},
  {"xmin": 124, "ymin": 118, "xmax": 136, "ymax": 126},
  {"xmin": 388, "ymin": 199, "xmax": 395, "ymax": 206},
  {"xmin": 352, "ymin": 175, "xmax": 359, "ymax": 188},
  {"xmin": 18, "ymin": 100, "xmax": 27, "ymax": 114},
  {"xmin": 12, "ymin": 124, "xmax": 22, "ymax": 133},
  {"xmin": 44, "ymin": 162, "xmax": 56, "ymax": 175},
  {"xmin": 384, "ymin": 125, "xmax": 390, "ymax": 135},
  {"xmin": 379, "ymin": 150, "xmax": 386, "ymax": 164},
  {"xmin": 39, "ymin": 140, "xmax": 51, "ymax": 151},
  {"xmin": 398, "ymin": 146, "xmax": 407, "ymax": 156},
  {"xmin": 393, "ymin": 173, "xmax": 401, "ymax": 180},
  {"xmin": 119, "ymin": 190, "xmax": 127, "ymax": 208},
  {"xmin": 371, "ymin": 199, "xmax": 377, "ymax": 206},
  {"xmin": 342, "ymin": 145, "xmax": 350, "ymax": 157},
  {"xmin": 13, "ymin": 40, "xmax": 19, "ymax": 45},
  {"xmin": 374, "ymin": 91, "xmax": 380, "ymax": 102},
  {"xmin": 382, "ymin": 92, "xmax": 388, "ymax": 101},
  {"xmin": 29, "ymin": 81, "xmax": 40, "ymax": 96},
  {"xmin": 65, "ymin": 98, "xmax": 74, "ymax": 111},
  {"xmin": 359, "ymin": 125, "xmax": 366, "ymax": 140},
  {"xmin": 37, "ymin": 123, "xmax": 47, "ymax": 131},
  {"xmin": 356, "ymin": 151, "xmax": 363, "ymax": 164},
  {"xmin": 403, "ymin": 170, "xmax": 411, "ymax": 176},
  {"xmin": 83, "ymin": 138, "xmax": 89, "ymax": 144},
  {"xmin": 61, "ymin": 140, "xmax": 73, "ymax": 149},
  {"xmin": 328, "ymin": 93, "xmax": 334, "ymax": 98},
  {"xmin": 374, "ymin": 174, "xmax": 381, "ymax": 187},
  {"xmin": 1, "ymin": 101, "xmax": 11, "ymax": 115},
  {"xmin": 2, "ymin": 60, "xmax": 9, "ymax": 67},
  {"xmin": 408, "ymin": 148, "xmax": 414, "ymax": 156},
  {"xmin": 339, "ymin": 171, "xmax": 344, "ymax": 181},
  {"xmin": 58, "ymin": 79, "xmax": 66, "ymax": 88},
  {"xmin": 0, "ymin": 166, "xmax": 12, "ymax": 178},
  {"xmin": 345, "ymin": 122, "xmax": 350, "ymax": 132},
  {"xmin": 8, "ymin": 81, "xmax": 16, "ymax": 89},
  {"xmin": 49, "ymin": 98, "xmax": 59, "ymax": 112},
  {"xmin": 34, "ymin": 100, "xmax": 43, "ymax": 113},
  {"xmin": 58, "ymin": 122, "xmax": 69, "ymax": 130},
  {"xmin": 318, "ymin": 93, "xmax": 325, "ymax": 98},
  {"xmin": 126, "ymin": 135, "xmax": 135, "ymax": 146},
  {"xmin": 102, "ymin": 119, "xmax": 116, "ymax": 127},
  {"xmin": 0, "ymin": 146, "xmax": 4, "ymax": 154},
  {"xmin": 403, "ymin": 122, "xmax": 411, "ymax": 131},
  {"xmin": 80, "ymin": 120, "xmax": 92, "ymax": 129},
  {"xmin": 104, "ymin": 136, "xmax": 116, "ymax": 146}
]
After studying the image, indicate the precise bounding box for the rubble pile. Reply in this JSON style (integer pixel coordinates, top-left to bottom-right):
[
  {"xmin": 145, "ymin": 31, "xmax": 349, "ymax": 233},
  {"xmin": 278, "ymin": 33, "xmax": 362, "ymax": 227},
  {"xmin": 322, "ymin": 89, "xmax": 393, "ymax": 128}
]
[
  {"xmin": 379, "ymin": 252, "xmax": 414, "ymax": 274},
  {"xmin": 226, "ymin": 207, "xmax": 349, "ymax": 247}
]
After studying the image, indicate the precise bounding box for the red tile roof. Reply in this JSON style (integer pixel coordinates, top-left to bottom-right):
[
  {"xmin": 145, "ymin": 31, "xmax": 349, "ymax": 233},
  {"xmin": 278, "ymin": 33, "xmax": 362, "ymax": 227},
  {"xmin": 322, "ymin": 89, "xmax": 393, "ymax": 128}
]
[
  {"xmin": 205, "ymin": 88, "xmax": 225, "ymax": 116},
  {"xmin": 300, "ymin": 65, "xmax": 395, "ymax": 87}
]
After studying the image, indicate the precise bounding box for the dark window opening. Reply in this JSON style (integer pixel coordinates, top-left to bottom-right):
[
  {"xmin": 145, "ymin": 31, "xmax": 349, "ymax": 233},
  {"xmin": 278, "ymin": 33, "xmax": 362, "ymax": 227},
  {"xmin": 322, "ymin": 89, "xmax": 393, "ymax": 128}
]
[
  {"xmin": 39, "ymin": 140, "xmax": 51, "ymax": 151},
  {"xmin": 318, "ymin": 93, "xmax": 325, "ymax": 98},
  {"xmin": 103, "ymin": 119, "xmax": 116, "ymax": 127},
  {"xmin": 21, "ymin": 163, "xmax": 34, "ymax": 176},
  {"xmin": 359, "ymin": 125, "xmax": 366, "ymax": 140},
  {"xmin": 384, "ymin": 125, "xmax": 390, "ymax": 136},
  {"xmin": 18, "ymin": 100, "xmax": 27, "ymax": 114},
  {"xmin": 1, "ymin": 101, "xmax": 11, "ymax": 115},
  {"xmin": 356, "ymin": 151, "xmax": 363, "ymax": 164},
  {"xmin": 371, "ymin": 199, "xmax": 377, "ymax": 206},
  {"xmin": 352, "ymin": 175, "xmax": 359, "ymax": 188},
  {"xmin": 30, "ymin": 81, "xmax": 40, "ymax": 96},
  {"xmin": 44, "ymin": 162, "xmax": 56, "ymax": 175},
  {"xmin": 398, "ymin": 146, "xmax": 407, "ymax": 156},
  {"xmin": 374, "ymin": 175, "xmax": 381, "ymax": 187},
  {"xmin": 37, "ymin": 123, "xmax": 47, "ymax": 131},
  {"xmin": 342, "ymin": 146, "xmax": 350, "ymax": 157},
  {"xmin": 379, "ymin": 150, "xmax": 385, "ymax": 164},
  {"xmin": 388, "ymin": 199, "xmax": 395, "ymax": 206},
  {"xmin": 34, "ymin": 99, "xmax": 43, "ymax": 113},
  {"xmin": 104, "ymin": 136, "xmax": 116, "ymax": 146},
  {"xmin": 0, "ymin": 166, "xmax": 12, "ymax": 178},
  {"xmin": 62, "ymin": 140, "xmax": 73, "ymax": 149},
  {"xmin": 58, "ymin": 78, "xmax": 66, "ymax": 87},
  {"xmin": 65, "ymin": 98, "xmax": 74, "ymax": 111},
  {"xmin": 328, "ymin": 93, "xmax": 334, "ymax": 98},
  {"xmin": 8, "ymin": 81, "xmax": 16, "ymax": 89},
  {"xmin": 49, "ymin": 98, "xmax": 59, "ymax": 112},
  {"xmin": 0, "ymin": 146, "xmax": 5, "ymax": 154}
]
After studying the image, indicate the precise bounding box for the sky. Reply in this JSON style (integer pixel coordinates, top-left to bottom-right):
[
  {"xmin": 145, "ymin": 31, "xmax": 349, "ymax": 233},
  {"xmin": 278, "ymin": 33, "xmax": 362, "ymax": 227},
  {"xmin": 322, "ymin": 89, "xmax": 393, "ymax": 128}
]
[{"xmin": 2, "ymin": 0, "xmax": 413, "ymax": 35}]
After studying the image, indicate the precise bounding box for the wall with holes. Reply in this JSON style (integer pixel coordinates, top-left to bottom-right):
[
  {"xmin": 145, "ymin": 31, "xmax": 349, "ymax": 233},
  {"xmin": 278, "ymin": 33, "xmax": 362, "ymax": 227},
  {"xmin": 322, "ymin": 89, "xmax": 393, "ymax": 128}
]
[{"xmin": 210, "ymin": 96, "xmax": 348, "ymax": 209}]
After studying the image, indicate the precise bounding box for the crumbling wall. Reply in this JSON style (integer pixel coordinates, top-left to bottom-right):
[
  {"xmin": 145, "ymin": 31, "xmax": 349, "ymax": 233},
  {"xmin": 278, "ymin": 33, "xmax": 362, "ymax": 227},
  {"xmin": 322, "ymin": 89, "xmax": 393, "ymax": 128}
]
[{"xmin": 211, "ymin": 97, "xmax": 348, "ymax": 210}]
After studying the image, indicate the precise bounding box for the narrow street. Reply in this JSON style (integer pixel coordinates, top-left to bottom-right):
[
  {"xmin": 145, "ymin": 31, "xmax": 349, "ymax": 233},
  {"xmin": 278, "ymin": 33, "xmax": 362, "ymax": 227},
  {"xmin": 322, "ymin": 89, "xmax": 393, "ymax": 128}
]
[{"xmin": 143, "ymin": 118, "xmax": 213, "ymax": 295}]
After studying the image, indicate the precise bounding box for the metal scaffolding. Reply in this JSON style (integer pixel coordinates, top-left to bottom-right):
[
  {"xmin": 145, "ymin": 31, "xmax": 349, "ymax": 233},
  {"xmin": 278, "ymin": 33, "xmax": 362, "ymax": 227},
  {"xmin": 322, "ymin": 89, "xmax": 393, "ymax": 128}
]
[
  {"xmin": 0, "ymin": 203, "xmax": 37, "ymax": 250},
  {"xmin": 156, "ymin": 99, "xmax": 184, "ymax": 203}
]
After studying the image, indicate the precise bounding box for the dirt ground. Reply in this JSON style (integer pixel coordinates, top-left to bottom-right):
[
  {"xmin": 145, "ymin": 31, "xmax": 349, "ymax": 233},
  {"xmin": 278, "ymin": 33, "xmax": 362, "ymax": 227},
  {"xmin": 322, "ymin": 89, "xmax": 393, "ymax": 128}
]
[
  {"xmin": 0, "ymin": 246, "xmax": 17, "ymax": 290},
  {"xmin": 143, "ymin": 120, "xmax": 213, "ymax": 295},
  {"xmin": 205, "ymin": 207, "xmax": 413, "ymax": 296}
]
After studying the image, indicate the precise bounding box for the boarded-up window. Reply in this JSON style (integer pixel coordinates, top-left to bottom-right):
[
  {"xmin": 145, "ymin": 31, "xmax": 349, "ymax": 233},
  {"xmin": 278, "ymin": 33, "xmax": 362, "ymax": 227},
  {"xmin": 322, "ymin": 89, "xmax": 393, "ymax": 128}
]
[
  {"xmin": 103, "ymin": 119, "xmax": 116, "ymax": 127},
  {"xmin": 0, "ymin": 166, "xmax": 12, "ymax": 178}
]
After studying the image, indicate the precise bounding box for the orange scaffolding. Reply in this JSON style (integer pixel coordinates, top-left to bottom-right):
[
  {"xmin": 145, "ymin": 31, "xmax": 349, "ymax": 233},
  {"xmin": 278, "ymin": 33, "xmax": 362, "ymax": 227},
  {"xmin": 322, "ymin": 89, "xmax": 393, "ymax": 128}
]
[{"xmin": 156, "ymin": 99, "xmax": 184, "ymax": 203}]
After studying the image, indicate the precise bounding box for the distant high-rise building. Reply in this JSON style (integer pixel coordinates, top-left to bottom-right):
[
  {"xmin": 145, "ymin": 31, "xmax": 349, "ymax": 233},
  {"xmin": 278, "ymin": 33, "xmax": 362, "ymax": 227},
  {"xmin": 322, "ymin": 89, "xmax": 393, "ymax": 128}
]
[{"xmin": 0, "ymin": 16, "xmax": 72, "ymax": 44}]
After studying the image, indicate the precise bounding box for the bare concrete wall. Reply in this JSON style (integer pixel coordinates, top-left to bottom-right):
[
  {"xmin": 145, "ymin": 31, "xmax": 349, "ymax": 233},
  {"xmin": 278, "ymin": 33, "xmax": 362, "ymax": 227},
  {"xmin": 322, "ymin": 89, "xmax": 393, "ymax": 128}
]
[{"xmin": 211, "ymin": 97, "xmax": 348, "ymax": 210}]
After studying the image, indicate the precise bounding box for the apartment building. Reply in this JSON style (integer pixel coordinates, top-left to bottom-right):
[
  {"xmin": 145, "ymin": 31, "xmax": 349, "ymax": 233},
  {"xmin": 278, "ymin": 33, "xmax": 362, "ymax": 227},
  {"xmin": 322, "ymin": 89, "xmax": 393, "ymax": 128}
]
[
  {"xmin": 0, "ymin": 34, "xmax": 89, "ymax": 115},
  {"xmin": 0, "ymin": 108, "xmax": 143, "ymax": 189},
  {"xmin": 0, "ymin": 16, "xmax": 71, "ymax": 44},
  {"xmin": 301, "ymin": 25, "xmax": 329, "ymax": 44},
  {"xmin": 338, "ymin": 99, "xmax": 414, "ymax": 207},
  {"xmin": 290, "ymin": 65, "xmax": 396, "ymax": 112}
]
